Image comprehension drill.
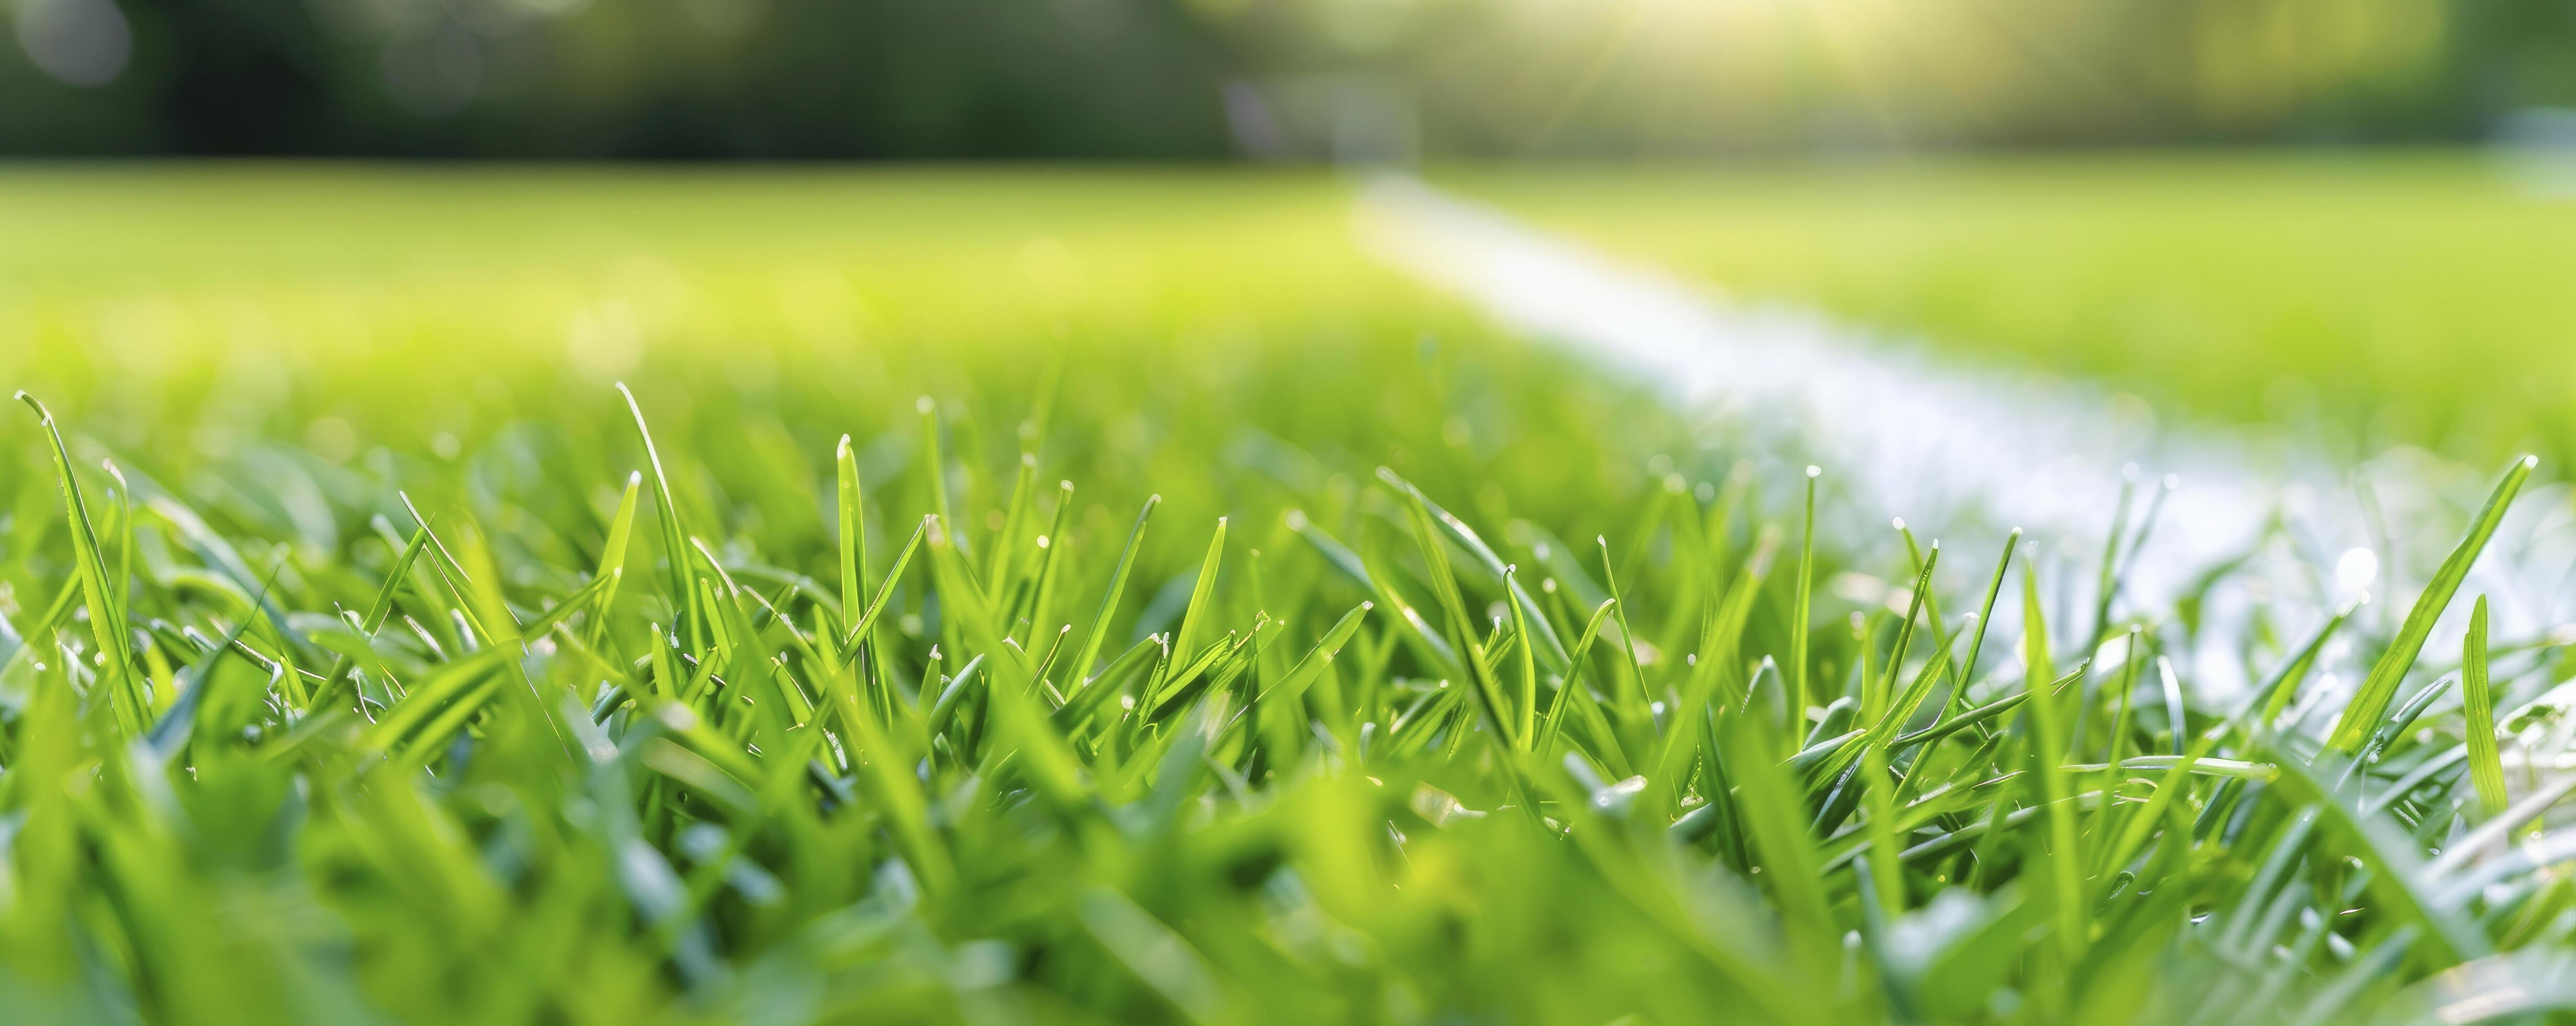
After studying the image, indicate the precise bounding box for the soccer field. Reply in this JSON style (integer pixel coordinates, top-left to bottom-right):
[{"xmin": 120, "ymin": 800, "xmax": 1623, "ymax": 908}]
[
  {"xmin": 0, "ymin": 165, "xmax": 2565, "ymax": 1023},
  {"xmin": 1451, "ymin": 153, "xmax": 2576, "ymax": 466}
]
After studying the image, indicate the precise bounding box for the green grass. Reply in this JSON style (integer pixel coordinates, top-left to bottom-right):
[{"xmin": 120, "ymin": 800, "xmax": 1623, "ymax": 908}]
[
  {"xmin": 2, "ymin": 166, "xmax": 2572, "ymax": 1023},
  {"xmin": 1448, "ymin": 152, "xmax": 2576, "ymax": 466}
]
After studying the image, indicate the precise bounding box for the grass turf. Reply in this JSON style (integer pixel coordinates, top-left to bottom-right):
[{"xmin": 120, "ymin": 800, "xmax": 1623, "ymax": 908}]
[
  {"xmin": 2, "ymin": 167, "xmax": 2571, "ymax": 1024},
  {"xmin": 1447, "ymin": 152, "xmax": 2576, "ymax": 468}
]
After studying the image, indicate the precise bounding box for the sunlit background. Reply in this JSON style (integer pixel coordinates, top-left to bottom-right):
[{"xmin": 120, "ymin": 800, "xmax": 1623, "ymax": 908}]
[{"xmin": 1, "ymin": 0, "xmax": 2561, "ymax": 158}]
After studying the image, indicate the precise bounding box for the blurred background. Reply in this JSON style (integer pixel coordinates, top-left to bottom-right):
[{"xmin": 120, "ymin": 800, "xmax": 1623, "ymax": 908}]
[
  {"xmin": 5, "ymin": 0, "xmax": 2573, "ymax": 160},
  {"xmin": 12, "ymin": 0, "xmax": 2576, "ymax": 478}
]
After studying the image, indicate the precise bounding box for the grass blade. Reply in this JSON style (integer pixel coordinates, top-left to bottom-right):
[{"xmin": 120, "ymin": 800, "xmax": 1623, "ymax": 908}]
[
  {"xmin": 588, "ymin": 471, "xmax": 644, "ymax": 650},
  {"xmin": 1149, "ymin": 516, "xmax": 1227, "ymax": 706},
  {"xmin": 617, "ymin": 382, "xmax": 703, "ymax": 650},
  {"xmin": 1789, "ymin": 465, "xmax": 1818, "ymax": 731},
  {"xmin": 2460, "ymin": 594, "xmax": 2507, "ymax": 820},
  {"xmin": 2326, "ymin": 455, "xmax": 2535, "ymax": 753},
  {"xmin": 16, "ymin": 391, "xmax": 141, "ymax": 734},
  {"xmin": 1069, "ymin": 495, "xmax": 1159, "ymax": 685},
  {"xmin": 1944, "ymin": 527, "xmax": 2020, "ymax": 720}
]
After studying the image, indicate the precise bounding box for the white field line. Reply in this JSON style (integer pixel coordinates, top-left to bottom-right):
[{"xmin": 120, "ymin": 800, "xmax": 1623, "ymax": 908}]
[{"xmin": 1357, "ymin": 176, "xmax": 2576, "ymax": 703}]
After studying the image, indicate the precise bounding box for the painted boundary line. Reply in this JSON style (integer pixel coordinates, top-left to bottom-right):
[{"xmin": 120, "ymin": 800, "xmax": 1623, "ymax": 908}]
[{"xmin": 1357, "ymin": 175, "xmax": 2576, "ymax": 701}]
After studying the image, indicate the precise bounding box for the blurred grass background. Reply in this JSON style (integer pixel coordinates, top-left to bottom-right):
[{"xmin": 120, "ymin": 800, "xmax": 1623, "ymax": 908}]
[
  {"xmin": 0, "ymin": 168, "xmax": 1709, "ymax": 610},
  {"xmin": 16, "ymin": 157, "xmax": 2576, "ymax": 472},
  {"xmin": 1452, "ymin": 152, "xmax": 2576, "ymax": 467},
  {"xmin": 2, "ymin": 167, "xmax": 1388, "ymax": 450}
]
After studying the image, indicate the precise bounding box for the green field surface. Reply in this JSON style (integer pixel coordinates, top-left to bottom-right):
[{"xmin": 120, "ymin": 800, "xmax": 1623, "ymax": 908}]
[
  {"xmin": 0, "ymin": 168, "xmax": 2562, "ymax": 1023},
  {"xmin": 1450, "ymin": 153, "xmax": 2576, "ymax": 465}
]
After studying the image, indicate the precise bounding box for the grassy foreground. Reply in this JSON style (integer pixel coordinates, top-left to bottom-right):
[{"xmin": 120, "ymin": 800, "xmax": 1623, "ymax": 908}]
[{"xmin": 2, "ymin": 169, "xmax": 2572, "ymax": 1024}]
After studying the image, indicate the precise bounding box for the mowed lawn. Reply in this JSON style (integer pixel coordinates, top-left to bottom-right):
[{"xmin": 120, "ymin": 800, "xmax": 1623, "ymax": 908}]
[
  {"xmin": 0, "ymin": 165, "xmax": 1400, "ymax": 418},
  {"xmin": 1449, "ymin": 153, "xmax": 2576, "ymax": 467},
  {"xmin": 0, "ymin": 166, "xmax": 1602, "ymax": 536}
]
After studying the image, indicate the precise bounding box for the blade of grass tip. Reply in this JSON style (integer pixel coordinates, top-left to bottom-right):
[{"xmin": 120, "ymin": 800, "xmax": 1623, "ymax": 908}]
[
  {"xmin": 17, "ymin": 391, "xmax": 142, "ymax": 734},
  {"xmin": 1399, "ymin": 485, "xmax": 1517, "ymax": 751},
  {"xmin": 646, "ymin": 623, "xmax": 678, "ymax": 701},
  {"xmin": 2156, "ymin": 656, "xmax": 2186, "ymax": 756},
  {"xmin": 836, "ymin": 433, "xmax": 913, "ymax": 721},
  {"xmin": 1536, "ymin": 598, "xmax": 1617, "ymax": 755},
  {"xmin": 1069, "ymin": 495, "xmax": 1159, "ymax": 686},
  {"xmin": 837, "ymin": 516, "xmax": 928, "ymax": 657},
  {"xmin": 406, "ymin": 493, "xmax": 518, "ymax": 646},
  {"xmin": 1790, "ymin": 465, "xmax": 1819, "ymax": 734},
  {"xmin": 930, "ymin": 523, "xmax": 1088, "ymax": 811},
  {"xmin": 1257, "ymin": 601, "xmax": 1373, "ymax": 711},
  {"xmin": 2327, "ymin": 455, "xmax": 2536, "ymax": 754},
  {"xmin": 587, "ymin": 471, "xmax": 644, "ymax": 651},
  {"xmin": 1028, "ymin": 623, "xmax": 1073, "ymax": 698},
  {"xmin": 1870, "ymin": 541, "xmax": 1939, "ymax": 726},
  {"xmin": 315, "ymin": 522, "xmax": 434, "ymax": 709},
  {"xmin": 1058, "ymin": 633, "xmax": 1155, "ymax": 729},
  {"xmin": 369, "ymin": 514, "xmax": 465, "ymax": 657},
  {"xmin": 2102, "ymin": 628, "xmax": 2147, "ymax": 767},
  {"xmin": 1896, "ymin": 519, "xmax": 1946, "ymax": 635},
  {"xmin": 1375, "ymin": 467, "xmax": 1569, "ymax": 672},
  {"xmin": 1504, "ymin": 566, "xmax": 1538, "ymax": 749},
  {"xmin": 1946, "ymin": 527, "xmax": 2019, "ymax": 720},
  {"xmin": 688, "ymin": 538, "xmax": 806, "ymax": 742},
  {"xmin": 2463, "ymin": 595, "xmax": 2507, "ymax": 821},
  {"xmin": 1148, "ymin": 516, "xmax": 1225, "ymax": 708},
  {"xmin": 617, "ymin": 382, "xmax": 701, "ymax": 651},
  {"xmin": 836, "ymin": 435, "xmax": 869, "ymax": 638},
  {"xmin": 1597, "ymin": 536, "xmax": 1651, "ymax": 720},
  {"xmin": 917, "ymin": 396, "xmax": 971, "ymax": 568},
  {"xmin": 1354, "ymin": 534, "xmax": 1464, "ymax": 678}
]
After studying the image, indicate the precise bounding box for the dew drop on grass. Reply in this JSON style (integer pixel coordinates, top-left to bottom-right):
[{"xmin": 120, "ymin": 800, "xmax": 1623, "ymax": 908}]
[{"xmin": 2335, "ymin": 547, "xmax": 2379, "ymax": 595}]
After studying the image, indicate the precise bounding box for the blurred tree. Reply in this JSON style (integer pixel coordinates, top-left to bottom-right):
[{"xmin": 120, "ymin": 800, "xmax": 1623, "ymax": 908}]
[{"xmin": 0, "ymin": 0, "xmax": 2569, "ymax": 158}]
